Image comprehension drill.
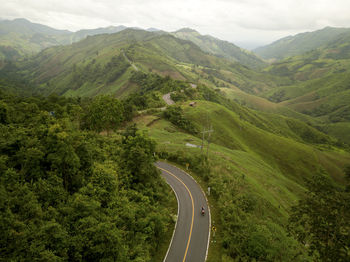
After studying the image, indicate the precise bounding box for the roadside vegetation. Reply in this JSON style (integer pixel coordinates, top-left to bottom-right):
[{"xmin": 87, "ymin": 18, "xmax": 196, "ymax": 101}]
[
  {"xmin": 131, "ymin": 76, "xmax": 350, "ymax": 261},
  {"xmin": 0, "ymin": 92, "xmax": 174, "ymax": 261}
]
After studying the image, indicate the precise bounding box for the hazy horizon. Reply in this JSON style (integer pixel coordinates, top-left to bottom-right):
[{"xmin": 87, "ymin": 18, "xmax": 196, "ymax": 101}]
[{"xmin": 2, "ymin": 0, "xmax": 350, "ymax": 49}]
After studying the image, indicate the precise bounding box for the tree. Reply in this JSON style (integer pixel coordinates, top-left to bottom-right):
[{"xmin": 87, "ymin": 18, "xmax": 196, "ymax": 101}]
[
  {"xmin": 289, "ymin": 174, "xmax": 350, "ymax": 261},
  {"xmin": 121, "ymin": 127, "xmax": 157, "ymax": 185},
  {"xmin": 0, "ymin": 101, "xmax": 9, "ymax": 124},
  {"xmin": 0, "ymin": 93, "xmax": 171, "ymax": 261},
  {"xmin": 345, "ymin": 165, "xmax": 350, "ymax": 192},
  {"xmin": 83, "ymin": 96, "xmax": 124, "ymax": 134},
  {"xmin": 163, "ymin": 106, "xmax": 196, "ymax": 134}
]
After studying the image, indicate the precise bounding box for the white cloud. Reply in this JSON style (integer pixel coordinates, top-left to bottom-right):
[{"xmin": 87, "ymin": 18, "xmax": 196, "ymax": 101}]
[{"xmin": 1, "ymin": 0, "xmax": 350, "ymax": 48}]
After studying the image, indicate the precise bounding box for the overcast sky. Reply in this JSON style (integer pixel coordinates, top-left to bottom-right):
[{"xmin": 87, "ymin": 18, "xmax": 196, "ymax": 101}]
[{"xmin": 2, "ymin": 0, "xmax": 350, "ymax": 49}]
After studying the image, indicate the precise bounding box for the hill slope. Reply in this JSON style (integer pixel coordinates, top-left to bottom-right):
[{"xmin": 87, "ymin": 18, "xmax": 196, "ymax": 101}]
[
  {"xmin": 11, "ymin": 29, "xmax": 282, "ymax": 97},
  {"xmin": 173, "ymin": 28, "xmax": 266, "ymax": 69},
  {"xmin": 134, "ymin": 98, "xmax": 350, "ymax": 261},
  {"xmin": 254, "ymin": 27, "xmax": 350, "ymax": 60},
  {"xmin": 0, "ymin": 18, "xmax": 266, "ymax": 72},
  {"xmin": 258, "ymin": 31, "xmax": 350, "ymax": 144},
  {"xmin": 262, "ymin": 34, "xmax": 350, "ymax": 115},
  {"xmin": 0, "ymin": 18, "xmax": 130, "ymax": 60}
]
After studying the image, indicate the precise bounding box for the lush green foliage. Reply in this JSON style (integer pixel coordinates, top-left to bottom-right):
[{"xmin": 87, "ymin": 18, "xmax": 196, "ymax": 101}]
[
  {"xmin": 134, "ymin": 95, "xmax": 350, "ymax": 261},
  {"xmin": 258, "ymin": 32, "xmax": 350, "ymax": 144},
  {"xmin": 130, "ymin": 71, "xmax": 189, "ymax": 94},
  {"xmin": 289, "ymin": 174, "xmax": 350, "ymax": 261},
  {"xmin": 82, "ymin": 95, "xmax": 124, "ymax": 133},
  {"xmin": 163, "ymin": 106, "xmax": 197, "ymax": 134},
  {"xmin": 6, "ymin": 28, "xmax": 284, "ymax": 97},
  {"xmin": 0, "ymin": 93, "xmax": 173, "ymax": 261}
]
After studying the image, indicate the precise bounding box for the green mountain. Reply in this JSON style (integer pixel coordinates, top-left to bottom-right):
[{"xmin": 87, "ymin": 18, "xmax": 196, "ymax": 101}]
[
  {"xmin": 254, "ymin": 26, "xmax": 350, "ymax": 60},
  {"xmin": 12, "ymin": 28, "xmax": 281, "ymax": 97},
  {"xmin": 0, "ymin": 18, "xmax": 265, "ymax": 72},
  {"xmin": 0, "ymin": 18, "xmax": 71, "ymax": 60},
  {"xmin": 0, "ymin": 18, "xmax": 70, "ymax": 36},
  {"xmin": 173, "ymin": 28, "xmax": 266, "ymax": 69},
  {"xmin": 3, "ymin": 22, "xmax": 349, "ymax": 145},
  {"xmin": 259, "ymin": 31, "xmax": 350, "ymax": 144},
  {"xmin": 69, "ymin": 25, "xmax": 127, "ymax": 43},
  {"xmin": 133, "ymin": 93, "xmax": 350, "ymax": 261},
  {"xmin": 0, "ymin": 18, "xmax": 130, "ymax": 60}
]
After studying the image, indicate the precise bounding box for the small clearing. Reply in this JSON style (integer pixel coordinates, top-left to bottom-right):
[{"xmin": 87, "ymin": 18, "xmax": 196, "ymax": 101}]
[{"xmin": 162, "ymin": 93, "xmax": 175, "ymax": 105}]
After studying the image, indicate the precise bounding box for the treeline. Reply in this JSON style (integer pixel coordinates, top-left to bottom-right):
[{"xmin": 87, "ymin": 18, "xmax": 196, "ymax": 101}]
[
  {"xmin": 0, "ymin": 91, "xmax": 173, "ymax": 261},
  {"xmin": 130, "ymin": 71, "xmax": 189, "ymax": 94}
]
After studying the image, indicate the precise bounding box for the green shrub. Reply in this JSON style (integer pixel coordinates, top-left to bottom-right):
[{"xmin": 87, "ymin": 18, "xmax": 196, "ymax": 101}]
[{"xmin": 162, "ymin": 106, "xmax": 197, "ymax": 134}]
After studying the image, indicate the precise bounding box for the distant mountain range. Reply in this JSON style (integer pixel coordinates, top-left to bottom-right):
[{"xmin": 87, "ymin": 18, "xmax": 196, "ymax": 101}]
[
  {"xmin": 10, "ymin": 28, "xmax": 278, "ymax": 98},
  {"xmin": 0, "ymin": 18, "xmax": 264, "ymax": 69},
  {"xmin": 254, "ymin": 27, "xmax": 350, "ymax": 60},
  {"xmin": 0, "ymin": 18, "xmax": 128, "ymax": 60}
]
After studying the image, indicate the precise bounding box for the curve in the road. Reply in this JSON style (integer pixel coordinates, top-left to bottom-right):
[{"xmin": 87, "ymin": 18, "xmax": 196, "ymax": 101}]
[
  {"xmin": 156, "ymin": 161, "xmax": 210, "ymax": 262},
  {"xmin": 158, "ymin": 166, "xmax": 194, "ymax": 262}
]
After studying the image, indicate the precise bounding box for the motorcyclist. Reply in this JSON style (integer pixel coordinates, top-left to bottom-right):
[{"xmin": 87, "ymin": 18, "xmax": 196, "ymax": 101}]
[{"xmin": 201, "ymin": 206, "xmax": 205, "ymax": 215}]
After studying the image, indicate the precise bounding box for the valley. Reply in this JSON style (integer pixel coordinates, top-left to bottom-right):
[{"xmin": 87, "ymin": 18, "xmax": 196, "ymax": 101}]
[{"xmin": 0, "ymin": 17, "xmax": 349, "ymax": 262}]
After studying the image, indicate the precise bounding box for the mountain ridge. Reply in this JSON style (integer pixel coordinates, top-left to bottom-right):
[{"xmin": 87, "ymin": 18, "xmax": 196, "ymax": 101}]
[
  {"xmin": 8, "ymin": 28, "xmax": 280, "ymax": 98},
  {"xmin": 172, "ymin": 28, "xmax": 266, "ymax": 69},
  {"xmin": 254, "ymin": 26, "xmax": 350, "ymax": 60},
  {"xmin": 0, "ymin": 18, "xmax": 265, "ymax": 69}
]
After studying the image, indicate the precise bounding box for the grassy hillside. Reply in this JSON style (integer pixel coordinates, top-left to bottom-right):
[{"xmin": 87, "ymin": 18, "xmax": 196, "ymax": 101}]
[
  {"xmin": 219, "ymin": 87, "xmax": 318, "ymax": 123},
  {"xmin": 257, "ymin": 33, "xmax": 350, "ymax": 144},
  {"xmin": 12, "ymin": 29, "xmax": 283, "ymax": 97},
  {"xmin": 133, "ymin": 98, "xmax": 350, "ymax": 261},
  {"xmin": 173, "ymin": 28, "xmax": 266, "ymax": 69},
  {"xmin": 254, "ymin": 26, "xmax": 350, "ymax": 60}
]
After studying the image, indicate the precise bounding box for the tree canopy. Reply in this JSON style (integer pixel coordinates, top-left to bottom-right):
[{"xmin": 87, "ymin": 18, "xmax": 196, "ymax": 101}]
[
  {"xmin": 0, "ymin": 93, "xmax": 172, "ymax": 261},
  {"xmin": 289, "ymin": 174, "xmax": 350, "ymax": 261}
]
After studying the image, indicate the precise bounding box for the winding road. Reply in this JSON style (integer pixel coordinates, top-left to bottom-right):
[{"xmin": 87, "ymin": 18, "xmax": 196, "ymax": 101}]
[{"xmin": 156, "ymin": 161, "xmax": 210, "ymax": 262}]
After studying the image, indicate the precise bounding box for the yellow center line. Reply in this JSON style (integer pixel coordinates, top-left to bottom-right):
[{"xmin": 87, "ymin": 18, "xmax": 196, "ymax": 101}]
[{"xmin": 157, "ymin": 166, "xmax": 194, "ymax": 262}]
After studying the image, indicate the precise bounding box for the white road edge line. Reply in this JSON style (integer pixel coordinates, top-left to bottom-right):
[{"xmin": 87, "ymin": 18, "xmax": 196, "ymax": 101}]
[
  {"xmin": 158, "ymin": 168, "xmax": 180, "ymax": 262},
  {"xmin": 163, "ymin": 162, "xmax": 211, "ymax": 261}
]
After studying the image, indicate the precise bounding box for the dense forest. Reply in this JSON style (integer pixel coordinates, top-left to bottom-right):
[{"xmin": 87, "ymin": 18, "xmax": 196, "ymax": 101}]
[{"xmin": 0, "ymin": 91, "xmax": 173, "ymax": 261}]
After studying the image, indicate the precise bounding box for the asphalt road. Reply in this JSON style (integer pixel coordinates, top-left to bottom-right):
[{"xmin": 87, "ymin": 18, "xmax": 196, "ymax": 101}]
[{"xmin": 156, "ymin": 161, "xmax": 210, "ymax": 262}]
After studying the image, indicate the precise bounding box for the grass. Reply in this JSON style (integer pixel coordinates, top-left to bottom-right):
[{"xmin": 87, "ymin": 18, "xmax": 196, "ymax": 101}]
[
  {"xmin": 260, "ymin": 41, "xmax": 350, "ymax": 125},
  {"xmin": 132, "ymin": 99, "xmax": 350, "ymax": 260},
  {"xmin": 219, "ymin": 87, "xmax": 319, "ymax": 125},
  {"xmin": 17, "ymin": 28, "xmax": 288, "ymax": 98},
  {"xmin": 323, "ymin": 122, "xmax": 350, "ymax": 144}
]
